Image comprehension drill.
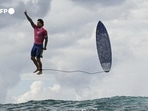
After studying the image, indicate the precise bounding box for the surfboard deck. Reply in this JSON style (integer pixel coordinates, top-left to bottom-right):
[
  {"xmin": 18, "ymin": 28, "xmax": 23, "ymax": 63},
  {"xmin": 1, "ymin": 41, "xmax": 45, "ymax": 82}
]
[{"xmin": 96, "ymin": 21, "xmax": 112, "ymax": 72}]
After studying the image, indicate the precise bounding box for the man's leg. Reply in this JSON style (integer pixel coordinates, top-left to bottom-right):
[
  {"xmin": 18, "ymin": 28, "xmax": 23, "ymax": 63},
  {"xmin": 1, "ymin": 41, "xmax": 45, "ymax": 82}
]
[
  {"xmin": 36, "ymin": 58, "xmax": 42, "ymax": 74},
  {"xmin": 31, "ymin": 56, "xmax": 39, "ymax": 73},
  {"xmin": 31, "ymin": 45, "xmax": 40, "ymax": 73}
]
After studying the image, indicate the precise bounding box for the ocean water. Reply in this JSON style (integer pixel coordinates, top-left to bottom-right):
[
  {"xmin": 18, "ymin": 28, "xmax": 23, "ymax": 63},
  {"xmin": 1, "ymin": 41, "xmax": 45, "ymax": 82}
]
[{"xmin": 0, "ymin": 96, "xmax": 148, "ymax": 111}]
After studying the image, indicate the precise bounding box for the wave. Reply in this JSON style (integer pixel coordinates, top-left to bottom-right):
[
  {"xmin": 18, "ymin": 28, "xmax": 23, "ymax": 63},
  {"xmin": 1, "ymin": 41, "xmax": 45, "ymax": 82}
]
[{"xmin": 0, "ymin": 96, "xmax": 148, "ymax": 111}]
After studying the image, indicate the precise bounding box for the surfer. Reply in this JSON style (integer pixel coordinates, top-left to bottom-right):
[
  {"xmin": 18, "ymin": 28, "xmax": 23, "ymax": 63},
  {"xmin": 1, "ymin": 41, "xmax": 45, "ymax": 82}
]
[{"xmin": 24, "ymin": 10, "xmax": 48, "ymax": 75}]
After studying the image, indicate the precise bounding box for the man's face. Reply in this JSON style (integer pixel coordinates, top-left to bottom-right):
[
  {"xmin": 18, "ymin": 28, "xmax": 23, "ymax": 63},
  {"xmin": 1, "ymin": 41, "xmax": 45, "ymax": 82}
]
[{"xmin": 37, "ymin": 21, "xmax": 42, "ymax": 27}]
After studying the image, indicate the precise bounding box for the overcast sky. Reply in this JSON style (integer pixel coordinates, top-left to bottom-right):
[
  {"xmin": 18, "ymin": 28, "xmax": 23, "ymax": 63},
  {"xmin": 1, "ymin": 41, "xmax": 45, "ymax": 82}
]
[{"xmin": 0, "ymin": 0, "xmax": 148, "ymax": 104}]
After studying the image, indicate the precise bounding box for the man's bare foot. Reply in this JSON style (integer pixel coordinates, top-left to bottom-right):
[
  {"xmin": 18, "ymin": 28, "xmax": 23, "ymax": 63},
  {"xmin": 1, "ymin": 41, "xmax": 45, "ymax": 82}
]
[
  {"xmin": 36, "ymin": 70, "xmax": 42, "ymax": 75},
  {"xmin": 33, "ymin": 69, "xmax": 39, "ymax": 73}
]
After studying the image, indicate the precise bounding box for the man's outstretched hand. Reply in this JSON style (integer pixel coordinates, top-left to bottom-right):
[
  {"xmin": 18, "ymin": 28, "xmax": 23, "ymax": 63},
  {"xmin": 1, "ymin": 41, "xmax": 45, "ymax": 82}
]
[{"xmin": 24, "ymin": 10, "xmax": 27, "ymax": 15}]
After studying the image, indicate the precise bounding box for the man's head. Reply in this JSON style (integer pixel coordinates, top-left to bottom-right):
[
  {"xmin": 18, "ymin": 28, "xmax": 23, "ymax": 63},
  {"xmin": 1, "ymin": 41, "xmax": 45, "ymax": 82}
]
[{"xmin": 37, "ymin": 19, "xmax": 44, "ymax": 27}]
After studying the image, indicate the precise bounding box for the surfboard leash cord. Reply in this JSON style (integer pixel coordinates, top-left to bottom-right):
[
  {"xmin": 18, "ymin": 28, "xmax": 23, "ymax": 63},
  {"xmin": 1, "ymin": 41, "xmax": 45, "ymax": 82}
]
[{"xmin": 42, "ymin": 68, "xmax": 104, "ymax": 74}]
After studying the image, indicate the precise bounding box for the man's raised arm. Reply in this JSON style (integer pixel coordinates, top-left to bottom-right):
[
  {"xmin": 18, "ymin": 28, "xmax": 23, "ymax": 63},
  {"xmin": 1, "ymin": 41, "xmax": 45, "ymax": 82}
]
[{"xmin": 24, "ymin": 10, "xmax": 35, "ymax": 27}]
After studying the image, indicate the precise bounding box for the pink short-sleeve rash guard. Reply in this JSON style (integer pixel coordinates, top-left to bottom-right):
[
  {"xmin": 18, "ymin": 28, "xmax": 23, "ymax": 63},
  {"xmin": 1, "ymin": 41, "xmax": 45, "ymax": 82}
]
[{"xmin": 33, "ymin": 25, "xmax": 48, "ymax": 45}]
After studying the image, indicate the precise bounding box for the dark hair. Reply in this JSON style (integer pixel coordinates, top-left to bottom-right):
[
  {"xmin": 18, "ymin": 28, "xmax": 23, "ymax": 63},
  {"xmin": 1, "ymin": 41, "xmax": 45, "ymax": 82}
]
[{"xmin": 37, "ymin": 19, "xmax": 44, "ymax": 26}]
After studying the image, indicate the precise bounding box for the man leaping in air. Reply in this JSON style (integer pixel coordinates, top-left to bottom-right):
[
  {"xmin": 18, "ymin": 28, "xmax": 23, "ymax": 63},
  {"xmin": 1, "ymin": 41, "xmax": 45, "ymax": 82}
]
[{"xmin": 24, "ymin": 10, "xmax": 48, "ymax": 75}]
